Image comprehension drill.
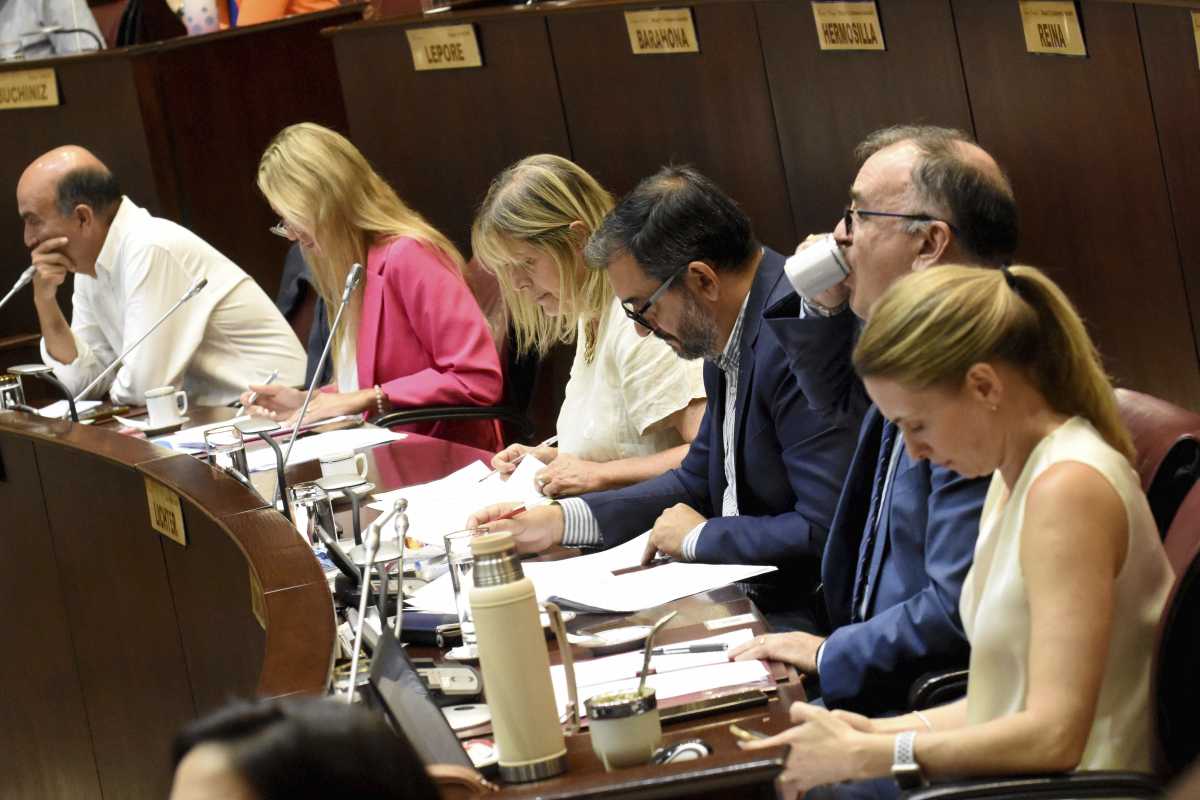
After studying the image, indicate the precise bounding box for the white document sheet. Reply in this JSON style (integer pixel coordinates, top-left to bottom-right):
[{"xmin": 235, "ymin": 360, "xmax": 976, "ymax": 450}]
[
  {"xmin": 245, "ymin": 427, "xmax": 406, "ymax": 472},
  {"xmin": 549, "ymin": 629, "xmax": 770, "ymax": 718},
  {"xmin": 39, "ymin": 399, "xmax": 101, "ymax": 418},
  {"xmin": 404, "ymin": 531, "xmax": 775, "ymax": 616},
  {"xmin": 369, "ymin": 456, "xmax": 551, "ymax": 546},
  {"xmin": 150, "ymin": 415, "xmax": 252, "ymax": 451}
]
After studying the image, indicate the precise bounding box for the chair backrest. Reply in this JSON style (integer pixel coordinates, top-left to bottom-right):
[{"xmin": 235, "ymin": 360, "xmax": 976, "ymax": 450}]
[
  {"xmin": 1116, "ymin": 388, "xmax": 1200, "ymax": 535},
  {"xmin": 1154, "ymin": 482, "xmax": 1200, "ymax": 777}
]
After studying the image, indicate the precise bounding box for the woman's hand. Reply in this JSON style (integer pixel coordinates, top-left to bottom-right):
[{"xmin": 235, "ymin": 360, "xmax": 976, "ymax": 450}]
[
  {"xmin": 728, "ymin": 632, "xmax": 826, "ymax": 674},
  {"xmin": 535, "ymin": 453, "xmax": 610, "ymax": 497},
  {"xmin": 242, "ymin": 385, "xmax": 370, "ymax": 426},
  {"xmin": 491, "ymin": 444, "xmax": 559, "ymax": 478},
  {"xmin": 241, "ymin": 383, "xmax": 304, "ymax": 417},
  {"xmin": 741, "ymin": 702, "xmax": 880, "ymax": 791}
]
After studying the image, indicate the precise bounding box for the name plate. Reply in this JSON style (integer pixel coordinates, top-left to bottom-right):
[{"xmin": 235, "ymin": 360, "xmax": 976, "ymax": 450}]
[
  {"xmin": 0, "ymin": 68, "xmax": 60, "ymax": 111},
  {"xmin": 811, "ymin": 1, "xmax": 885, "ymax": 52},
  {"xmin": 405, "ymin": 24, "xmax": 483, "ymax": 71},
  {"xmin": 1019, "ymin": 0, "xmax": 1087, "ymax": 57},
  {"xmin": 249, "ymin": 568, "xmax": 267, "ymax": 629},
  {"xmin": 145, "ymin": 477, "xmax": 187, "ymax": 546},
  {"xmin": 1193, "ymin": 11, "xmax": 1199, "ymax": 71},
  {"xmin": 624, "ymin": 8, "xmax": 700, "ymax": 55}
]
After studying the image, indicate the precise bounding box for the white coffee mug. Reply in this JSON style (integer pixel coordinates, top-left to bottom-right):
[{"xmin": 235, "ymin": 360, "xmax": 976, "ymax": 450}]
[
  {"xmin": 784, "ymin": 234, "xmax": 850, "ymax": 300},
  {"xmin": 145, "ymin": 386, "xmax": 188, "ymax": 428},
  {"xmin": 319, "ymin": 450, "xmax": 369, "ymax": 480}
]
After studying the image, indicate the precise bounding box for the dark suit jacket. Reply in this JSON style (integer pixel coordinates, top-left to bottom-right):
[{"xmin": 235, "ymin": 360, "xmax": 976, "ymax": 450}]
[
  {"xmin": 765, "ymin": 310, "xmax": 986, "ymax": 715},
  {"xmin": 580, "ymin": 248, "xmax": 860, "ymax": 618}
]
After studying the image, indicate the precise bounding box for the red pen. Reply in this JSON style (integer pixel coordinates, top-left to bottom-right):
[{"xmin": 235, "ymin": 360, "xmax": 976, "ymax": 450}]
[{"xmin": 492, "ymin": 505, "xmax": 527, "ymax": 522}]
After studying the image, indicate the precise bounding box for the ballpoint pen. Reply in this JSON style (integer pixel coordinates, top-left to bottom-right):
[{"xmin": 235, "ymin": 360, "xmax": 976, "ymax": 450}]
[
  {"xmin": 479, "ymin": 434, "xmax": 560, "ymax": 481},
  {"xmin": 650, "ymin": 643, "xmax": 729, "ymax": 656},
  {"xmin": 242, "ymin": 368, "xmax": 279, "ymax": 409}
]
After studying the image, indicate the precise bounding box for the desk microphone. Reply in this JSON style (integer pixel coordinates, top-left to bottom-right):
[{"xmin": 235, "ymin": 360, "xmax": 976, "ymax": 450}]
[
  {"xmin": 346, "ymin": 497, "xmax": 403, "ymax": 702},
  {"xmin": 0, "ymin": 266, "xmax": 35, "ymax": 313},
  {"xmin": 73, "ymin": 277, "xmax": 207, "ymax": 403},
  {"xmin": 278, "ymin": 264, "xmax": 364, "ymax": 477}
]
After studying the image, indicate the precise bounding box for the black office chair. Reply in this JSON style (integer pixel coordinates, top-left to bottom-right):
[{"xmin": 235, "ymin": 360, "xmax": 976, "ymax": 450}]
[
  {"xmin": 1116, "ymin": 389, "xmax": 1200, "ymax": 537},
  {"xmin": 903, "ymin": 483, "xmax": 1200, "ymax": 799}
]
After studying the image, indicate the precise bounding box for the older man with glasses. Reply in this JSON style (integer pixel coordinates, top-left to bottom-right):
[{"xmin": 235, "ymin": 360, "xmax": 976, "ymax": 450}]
[
  {"xmin": 469, "ymin": 165, "xmax": 860, "ymax": 632},
  {"xmin": 734, "ymin": 125, "xmax": 1019, "ymax": 726}
]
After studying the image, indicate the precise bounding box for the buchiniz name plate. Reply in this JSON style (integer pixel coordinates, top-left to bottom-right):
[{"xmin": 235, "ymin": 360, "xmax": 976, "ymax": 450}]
[
  {"xmin": 0, "ymin": 68, "xmax": 59, "ymax": 110},
  {"xmin": 811, "ymin": 1, "xmax": 885, "ymax": 52},
  {"xmin": 624, "ymin": 8, "xmax": 700, "ymax": 55},
  {"xmin": 1019, "ymin": 0, "xmax": 1087, "ymax": 57},
  {"xmin": 405, "ymin": 24, "xmax": 483, "ymax": 71}
]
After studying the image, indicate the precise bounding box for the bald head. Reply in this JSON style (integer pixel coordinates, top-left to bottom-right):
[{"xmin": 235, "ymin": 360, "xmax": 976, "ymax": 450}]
[{"xmin": 855, "ymin": 125, "xmax": 1018, "ymax": 265}]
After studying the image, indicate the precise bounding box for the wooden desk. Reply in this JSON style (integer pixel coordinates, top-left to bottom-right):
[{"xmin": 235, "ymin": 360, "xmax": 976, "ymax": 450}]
[{"xmin": 0, "ymin": 410, "xmax": 335, "ymax": 799}]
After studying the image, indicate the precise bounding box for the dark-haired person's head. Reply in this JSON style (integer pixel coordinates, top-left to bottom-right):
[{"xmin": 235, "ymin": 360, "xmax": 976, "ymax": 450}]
[
  {"xmin": 17, "ymin": 145, "xmax": 123, "ymax": 278},
  {"xmin": 168, "ymin": 697, "xmax": 441, "ymax": 800},
  {"xmin": 836, "ymin": 124, "xmax": 1018, "ymax": 319},
  {"xmin": 583, "ymin": 165, "xmax": 760, "ymax": 360}
]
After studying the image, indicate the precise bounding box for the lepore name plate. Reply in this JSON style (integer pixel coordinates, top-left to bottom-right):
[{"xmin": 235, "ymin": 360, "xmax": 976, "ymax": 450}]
[
  {"xmin": 1019, "ymin": 0, "xmax": 1087, "ymax": 57},
  {"xmin": 811, "ymin": 1, "xmax": 885, "ymax": 52},
  {"xmin": 0, "ymin": 68, "xmax": 59, "ymax": 110},
  {"xmin": 406, "ymin": 24, "xmax": 483, "ymax": 71},
  {"xmin": 624, "ymin": 8, "xmax": 700, "ymax": 55}
]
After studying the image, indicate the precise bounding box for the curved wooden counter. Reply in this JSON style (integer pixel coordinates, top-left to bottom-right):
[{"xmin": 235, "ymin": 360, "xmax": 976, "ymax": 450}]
[{"xmin": 0, "ymin": 410, "xmax": 334, "ymax": 799}]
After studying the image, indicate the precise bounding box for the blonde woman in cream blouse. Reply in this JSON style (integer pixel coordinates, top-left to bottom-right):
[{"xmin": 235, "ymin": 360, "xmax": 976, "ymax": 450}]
[
  {"xmin": 743, "ymin": 265, "xmax": 1173, "ymax": 798},
  {"xmin": 472, "ymin": 155, "xmax": 706, "ymax": 497}
]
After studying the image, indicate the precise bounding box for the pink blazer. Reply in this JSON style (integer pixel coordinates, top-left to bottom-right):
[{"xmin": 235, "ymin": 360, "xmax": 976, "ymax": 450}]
[{"xmin": 357, "ymin": 236, "xmax": 505, "ymax": 452}]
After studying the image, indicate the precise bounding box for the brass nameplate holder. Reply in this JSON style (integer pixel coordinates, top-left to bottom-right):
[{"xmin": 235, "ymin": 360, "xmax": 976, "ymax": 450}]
[
  {"xmin": 1019, "ymin": 0, "xmax": 1087, "ymax": 57},
  {"xmin": 624, "ymin": 8, "xmax": 700, "ymax": 55},
  {"xmin": 145, "ymin": 477, "xmax": 187, "ymax": 546},
  {"xmin": 0, "ymin": 68, "xmax": 60, "ymax": 110},
  {"xmin": 811, "ymin": 1, "xmax": 885, "ymax": 52},
  {"xmin": 406, "ymin": 24, "xmax": 483, "ymax": 71}
]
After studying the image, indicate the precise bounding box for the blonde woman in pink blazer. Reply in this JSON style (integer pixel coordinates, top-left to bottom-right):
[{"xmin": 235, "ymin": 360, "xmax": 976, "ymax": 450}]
[{"xmin": 242, "ymin": 123, "xmax": 504, "ymax": 451}]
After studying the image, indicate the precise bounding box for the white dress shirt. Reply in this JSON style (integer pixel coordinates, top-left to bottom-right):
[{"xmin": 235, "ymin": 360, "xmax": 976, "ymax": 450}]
[
  {"xmin": 42, "ymin": 197, "xmax": 306, "ymax": 406},
  {"xmin": 0, "ymin": 0, "xmax": 103, "ymax": 59}
]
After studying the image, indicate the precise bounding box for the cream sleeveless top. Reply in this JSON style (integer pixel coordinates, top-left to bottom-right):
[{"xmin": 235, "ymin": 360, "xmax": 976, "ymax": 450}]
[
  {"xmin": 556, "ymin": 296, "xmax": 706, "ymax": 462},
  {"xmin": 961, "ymin": 416, "xmax": 1173, "ymax": 771}
]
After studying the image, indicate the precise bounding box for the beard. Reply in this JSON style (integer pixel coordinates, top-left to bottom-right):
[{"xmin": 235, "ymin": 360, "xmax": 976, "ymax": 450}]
[{"xmin": 654, "ymin": 288, "xmax": 721, "ymax": 360}]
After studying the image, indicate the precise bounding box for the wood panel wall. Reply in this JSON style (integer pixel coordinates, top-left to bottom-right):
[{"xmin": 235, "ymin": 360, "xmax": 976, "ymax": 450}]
[{"xmin": 331, "ymin": 0, "xmax": 1200, "ymax": 410}]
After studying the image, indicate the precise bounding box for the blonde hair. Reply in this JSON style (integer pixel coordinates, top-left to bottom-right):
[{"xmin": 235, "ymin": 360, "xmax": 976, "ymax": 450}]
[
  {"xmin": 257, "ymin": 123, "xmax": 465, "ymax": 371},
  {"xmin": 471, "ymin": 154, "xmax": 614, "ymax": 358},
  {"xmin": 853, "ymin": 265, "xmax": 1134, "ymax": 462}
]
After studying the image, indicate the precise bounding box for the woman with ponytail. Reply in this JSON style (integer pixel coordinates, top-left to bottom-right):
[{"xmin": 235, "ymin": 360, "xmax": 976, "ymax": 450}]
[{"xmin": 742, "ymin": 264, "xmax": 1173, "ymax": 797}]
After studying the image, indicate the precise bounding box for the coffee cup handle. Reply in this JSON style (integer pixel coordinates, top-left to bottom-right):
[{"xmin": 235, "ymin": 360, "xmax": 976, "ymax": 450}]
[
  {"xmin": 175, "ymin": 391, "xmax": 189, "ymax": 415},
  {"xmin": 354, "ymin": 452, "xmax": 368, "ymax": 479}
]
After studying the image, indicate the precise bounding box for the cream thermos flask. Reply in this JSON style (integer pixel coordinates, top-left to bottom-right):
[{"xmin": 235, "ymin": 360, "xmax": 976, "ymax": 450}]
[{"xmin": 469, "ymin": 531, "xmax": 568, "ymax": 782}]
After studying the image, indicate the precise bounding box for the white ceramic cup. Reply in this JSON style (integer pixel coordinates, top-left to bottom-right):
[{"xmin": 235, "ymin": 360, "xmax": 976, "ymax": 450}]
[
  {"xmin": 784, "ymin": 234, "xmax": 850, "ymax": 300},
  {"xmin": 319, "ymin": 450, "xmax": 368, "ymax": 480},
  {"xmin": 145, "ymin": 386, "xmax": 188, "ymax": 428}
]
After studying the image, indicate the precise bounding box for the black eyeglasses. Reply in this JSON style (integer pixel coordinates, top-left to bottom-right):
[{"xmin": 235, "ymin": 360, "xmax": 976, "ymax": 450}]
[
  {"xmin": 843, "ymin": 207, "xmax": 960, "ymax": 236},
  {"xmin": 620, "ymin": 262, "xmax": 689, "ymax": 330}
]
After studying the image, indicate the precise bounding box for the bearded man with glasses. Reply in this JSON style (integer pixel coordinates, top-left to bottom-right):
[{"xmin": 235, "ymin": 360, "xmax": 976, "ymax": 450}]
[{"xmin": 469, "ymin": 165, "xmax": 860, "ymax": 632}]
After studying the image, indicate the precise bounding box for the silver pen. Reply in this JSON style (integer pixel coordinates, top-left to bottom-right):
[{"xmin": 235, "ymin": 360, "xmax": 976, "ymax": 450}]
[
  {"xmin": 479, "ymin": 434, "xmax": 559, "ymax": 481},
  {"xmin": 242, "ymin": 369, "xmax": 279, "ymax": 408}
]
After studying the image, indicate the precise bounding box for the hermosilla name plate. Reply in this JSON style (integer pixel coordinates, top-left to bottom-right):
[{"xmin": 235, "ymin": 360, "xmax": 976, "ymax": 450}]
[
  {"xmin": 624, "ymin": 8, "xmax": 700, "ymax": 55},
  {"xmin": 1019, "ymin": 0, "xmax": 1087, "ymax": 57},
  {"xmin": 0, "ymin": 68, "xmax": 59, "ymax": 110},
  {"xmin": 406, "ymin": 24, "xmax": 483, "ymax": 71},
  {"xmin": 811, "ymin": 1, "xmax": 885, "ymax": 52}
]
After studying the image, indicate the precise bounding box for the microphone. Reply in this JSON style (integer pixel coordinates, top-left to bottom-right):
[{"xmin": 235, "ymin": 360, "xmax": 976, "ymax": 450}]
[
  {"xmin": 278, "ymin": 265, "xmax": 364, "ymax": 482},
  {"xmin": 346, "ymin": 498, "xmax": 403, "ymax": 702},
  {"xmin": 73, "ymin": 277, "xmax": 207, "ymax": 403},
  {"xmin": 0, "ymin": 266, "xmax": 35, "ymax": 313}
]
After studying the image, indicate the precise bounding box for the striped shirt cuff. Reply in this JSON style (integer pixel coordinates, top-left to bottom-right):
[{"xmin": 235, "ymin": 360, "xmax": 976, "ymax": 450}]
[
  {"xmin": 559, "ymin": 498, "xmax": 603, "ymax": 548},
  {"xmin": 680, "ymin": 521, "xmax": 705, "ymax": 562}
]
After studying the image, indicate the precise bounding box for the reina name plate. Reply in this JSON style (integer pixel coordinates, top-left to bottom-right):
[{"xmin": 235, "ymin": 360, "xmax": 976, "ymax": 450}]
[
  {"xmin": 811, "ymin": 1, "xmax": 886, "ymax": 52},
  {"xmin": 624, "ymin": 8, "xmax": 700, "ymax": 55},
  {"xmin": 405, "ymin": 24, "xmax": 483, "ymax": 71},
  {"xmin": 1019, "ymin": 0, "xmax": 1087, "ymax": 57},
  {"xmin": 0, "ymin": 68, "xmax": 60, "ymax": 111}
]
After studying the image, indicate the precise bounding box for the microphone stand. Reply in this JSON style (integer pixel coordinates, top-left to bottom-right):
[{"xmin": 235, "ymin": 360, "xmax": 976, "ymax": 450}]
[
  {"xmin": 276, "ymin": 264, "xmax": 363, "ymax": 504},
  {"xmin": 0, "ymin": 267, "xmax": 34, "ymax": 313},
  {"xmin": 346, "ymin": 498, "xmax": 403, "ymax": 703},
  {"xmin": 8, "ymin": 364, "xmax": 78, "ymax": 422},
  {"xmin": 74, "ymin": 278, "xmax": 208, "ymax": 402}
]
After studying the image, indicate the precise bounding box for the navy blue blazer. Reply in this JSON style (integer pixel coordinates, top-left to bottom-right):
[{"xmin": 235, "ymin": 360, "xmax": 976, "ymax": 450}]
[
  {"xmin": 766, "ymin": 310, "xmax": 986, "ymax": 715},
  {"xmin": 580, "ymin": 248, "xmax": 859, "ymax": 616}
]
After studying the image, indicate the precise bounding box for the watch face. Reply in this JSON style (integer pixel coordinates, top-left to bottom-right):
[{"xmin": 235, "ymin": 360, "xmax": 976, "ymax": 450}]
[{"xmin": 892, "ymin": 763, "xmax": 923, "ymax": 790}]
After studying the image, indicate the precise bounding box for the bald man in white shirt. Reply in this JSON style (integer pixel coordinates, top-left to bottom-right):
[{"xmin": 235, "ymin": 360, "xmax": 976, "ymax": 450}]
[{"xmin": 18, "ymin": 146, "xmax": 306, "ymax": 406}]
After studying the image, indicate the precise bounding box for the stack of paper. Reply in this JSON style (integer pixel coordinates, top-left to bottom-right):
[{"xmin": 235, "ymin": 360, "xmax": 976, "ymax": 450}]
[
  {"xmin": 241, "ymin": 428, "xmax": 407, "ymax": 472},
  {"xmin": 548, "ymin": 628, "xmax": 773, "ymax": 719},
  {"xmin": 404, "ymin": 531, "xmax": 776, "ymax": 615},
  {"xmin": 368, "ymin": 456, "xmax": 551, "ymax": 546},
  {"xmin": 39, "ymin": 399, "xmax": 101, "ymax": 419}
]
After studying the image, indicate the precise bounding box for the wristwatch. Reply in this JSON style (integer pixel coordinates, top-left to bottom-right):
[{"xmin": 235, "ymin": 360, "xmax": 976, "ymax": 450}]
[{"xmin": 891, "ymin": 731, "xmax": 924, "ymax": 789}]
